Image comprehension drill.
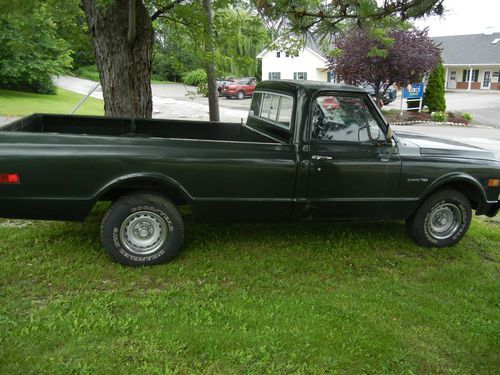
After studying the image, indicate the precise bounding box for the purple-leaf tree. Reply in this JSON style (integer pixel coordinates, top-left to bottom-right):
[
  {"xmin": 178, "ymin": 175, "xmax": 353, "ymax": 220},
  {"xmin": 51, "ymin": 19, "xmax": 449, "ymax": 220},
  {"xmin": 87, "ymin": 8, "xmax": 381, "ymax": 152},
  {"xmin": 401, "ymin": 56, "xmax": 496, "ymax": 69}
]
[{"xmin": 329, "ymin": 27, "xmax": 441, "ymax": 103}]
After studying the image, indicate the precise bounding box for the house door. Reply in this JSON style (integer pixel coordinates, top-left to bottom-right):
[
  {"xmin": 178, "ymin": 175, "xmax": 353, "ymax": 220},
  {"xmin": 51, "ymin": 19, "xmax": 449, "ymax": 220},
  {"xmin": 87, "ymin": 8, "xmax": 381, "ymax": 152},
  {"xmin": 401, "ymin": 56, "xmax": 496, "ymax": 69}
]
[
  {"xmin": 482, "ymin": 71, "xmax": 492, "ymax": 89},
  {"xmin": 448, "ymin": 70, "xmax": 457, "ymax": 89}
]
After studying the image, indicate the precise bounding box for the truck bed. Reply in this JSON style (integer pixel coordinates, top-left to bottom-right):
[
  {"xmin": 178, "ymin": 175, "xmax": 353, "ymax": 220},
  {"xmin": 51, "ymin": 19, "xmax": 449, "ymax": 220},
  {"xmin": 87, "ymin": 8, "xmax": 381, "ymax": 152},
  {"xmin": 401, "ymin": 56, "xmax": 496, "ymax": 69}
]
[{"xmin": 2, "ymin": 114, "xmax": 275, "ymax": 143}]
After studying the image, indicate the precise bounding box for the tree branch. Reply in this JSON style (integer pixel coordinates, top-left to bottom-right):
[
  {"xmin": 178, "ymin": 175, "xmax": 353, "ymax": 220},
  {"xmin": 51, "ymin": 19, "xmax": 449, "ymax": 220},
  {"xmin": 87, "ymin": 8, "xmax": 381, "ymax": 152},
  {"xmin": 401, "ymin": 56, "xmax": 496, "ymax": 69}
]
[{"xmin": 151, "ymin": 0, "xmax": 185, "ymax": 21}]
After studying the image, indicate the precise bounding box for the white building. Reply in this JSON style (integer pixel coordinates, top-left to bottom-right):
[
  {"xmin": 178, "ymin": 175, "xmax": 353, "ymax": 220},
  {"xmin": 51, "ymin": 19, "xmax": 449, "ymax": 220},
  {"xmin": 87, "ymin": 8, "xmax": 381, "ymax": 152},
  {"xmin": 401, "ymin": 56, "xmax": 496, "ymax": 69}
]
[
  {"xmin": 257, "ymin": 37, "xmax": 330, "ymax": 82},
  {"xmin": 432, "ymin": 32, "xmax": 500, "ymax": 91}
]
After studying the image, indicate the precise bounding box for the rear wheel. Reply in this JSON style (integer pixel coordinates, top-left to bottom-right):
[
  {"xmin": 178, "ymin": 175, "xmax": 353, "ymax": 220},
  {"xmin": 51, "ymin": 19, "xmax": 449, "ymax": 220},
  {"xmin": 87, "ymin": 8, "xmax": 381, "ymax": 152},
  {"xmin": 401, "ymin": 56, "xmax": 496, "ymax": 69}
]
[
  {"xmin": 406, "ymin": 189, "xmax": 471, "ymax": 247},
  {"xmin": 101, "ymin": 192, "xmax": 184, "ymax": 266},
  {"xmin": 236, "ymin": 91, "xmax": 244, "ymax": 100}
]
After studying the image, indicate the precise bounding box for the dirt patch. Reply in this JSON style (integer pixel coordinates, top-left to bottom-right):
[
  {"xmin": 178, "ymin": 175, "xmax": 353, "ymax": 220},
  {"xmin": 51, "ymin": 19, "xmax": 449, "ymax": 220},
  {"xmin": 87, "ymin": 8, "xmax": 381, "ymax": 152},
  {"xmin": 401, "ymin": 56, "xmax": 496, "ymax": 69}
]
[{"xmin": 383, "ymin": 110, "xmax": 471, "ymax": 125}]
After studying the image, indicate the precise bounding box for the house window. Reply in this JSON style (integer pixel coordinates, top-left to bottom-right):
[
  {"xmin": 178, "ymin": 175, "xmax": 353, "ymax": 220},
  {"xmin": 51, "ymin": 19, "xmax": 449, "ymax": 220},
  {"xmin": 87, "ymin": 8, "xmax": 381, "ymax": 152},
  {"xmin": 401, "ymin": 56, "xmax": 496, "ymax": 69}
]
[
  {"xmin": 293, "ymin": 72, "xmax": 307, "ymax": 80},
  {"xmin": 268, "ymin": 72, "xmax": 281, "ymax": 80},
  {"xmin": 276, "ymin": 51, "xmax": 281, "ymax": 58},
  {"xmin": 450, "ymin": 71, "xmax": 456, "ymax": 80},
  {"xmin": 285, "ymin": 52, "xmax": 290, "ymax": 57},
  {"xmin": 462, "ymin": 69, "xmax": 479, "ymax": 82}
]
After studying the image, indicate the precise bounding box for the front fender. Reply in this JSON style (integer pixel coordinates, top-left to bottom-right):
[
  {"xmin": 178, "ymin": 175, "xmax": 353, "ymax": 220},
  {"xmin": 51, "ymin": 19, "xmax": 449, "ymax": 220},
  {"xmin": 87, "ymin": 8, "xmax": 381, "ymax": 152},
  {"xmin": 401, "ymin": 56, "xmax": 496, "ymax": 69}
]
[{"xmin": 420, "ymin": 172, "xmax": 487, "ymax": 208}]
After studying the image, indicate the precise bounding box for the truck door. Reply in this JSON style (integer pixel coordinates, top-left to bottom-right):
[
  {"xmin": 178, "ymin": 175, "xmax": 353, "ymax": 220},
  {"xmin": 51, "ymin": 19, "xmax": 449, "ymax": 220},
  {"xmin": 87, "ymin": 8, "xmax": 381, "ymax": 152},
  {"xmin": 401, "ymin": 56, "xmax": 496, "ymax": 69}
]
[{"xmin": 306, "ymin": 94, "xmax": 401, "ymax": 220}]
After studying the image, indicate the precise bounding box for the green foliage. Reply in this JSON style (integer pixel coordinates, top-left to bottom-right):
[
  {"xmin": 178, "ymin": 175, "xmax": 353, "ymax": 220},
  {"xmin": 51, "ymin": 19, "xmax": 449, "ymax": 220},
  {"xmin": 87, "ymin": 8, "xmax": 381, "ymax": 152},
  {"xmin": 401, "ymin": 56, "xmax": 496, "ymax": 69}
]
[
  {"xmin": 424, "ymin": 62, "xmax": 446, "ymax": 112},
  {"xmin": 46, "ymin": 0, "xmax": 95, "ymax": 70},
  {"xmin": 431, "ymin": 111, "xmax": 448, "ymax": 122},
  {"xmin": 76, "ymin": 65, "xmax": 100, "ymax": 82},
  {"xmin": 153, "ymin": 6, "xmax": 269, "ymax": 82},
  {"xmin": 0, "ymin": 204, "xmax": 499, "ymax": 373},
  {"xmin": 0, "ymin": 3, "xmax": 71, "ymax": 93},
  {"xmin": 197, "ymin": 82, "xmax": 209, "ymax": 97},
  {"xmin": 182, "ymin": 69, "xmax": 207, "ymax": 86},
  {"xmin": 462, "ymin": 112, "xmax": 472, "ymax": 122}
]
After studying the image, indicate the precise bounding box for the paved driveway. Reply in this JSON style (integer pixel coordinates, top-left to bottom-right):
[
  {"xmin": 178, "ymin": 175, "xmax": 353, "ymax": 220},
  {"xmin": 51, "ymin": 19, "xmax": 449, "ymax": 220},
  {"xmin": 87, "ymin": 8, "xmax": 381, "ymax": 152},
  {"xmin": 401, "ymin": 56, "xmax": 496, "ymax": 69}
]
[{"xmin": 445, "ymin": 90, "xmax": 500, "ymax": 128}]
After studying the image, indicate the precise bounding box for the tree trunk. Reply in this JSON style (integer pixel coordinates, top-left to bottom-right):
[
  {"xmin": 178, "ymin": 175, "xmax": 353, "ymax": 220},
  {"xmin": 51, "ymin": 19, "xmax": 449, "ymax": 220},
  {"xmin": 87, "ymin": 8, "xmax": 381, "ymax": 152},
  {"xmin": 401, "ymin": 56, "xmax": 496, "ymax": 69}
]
[
  {"xmin": 82, "ymin": 0, "xmax": 153, "ymax": 118},
  {"xmin": 202, "ymin": 0, "xmax": 220, "ymax": 122}
]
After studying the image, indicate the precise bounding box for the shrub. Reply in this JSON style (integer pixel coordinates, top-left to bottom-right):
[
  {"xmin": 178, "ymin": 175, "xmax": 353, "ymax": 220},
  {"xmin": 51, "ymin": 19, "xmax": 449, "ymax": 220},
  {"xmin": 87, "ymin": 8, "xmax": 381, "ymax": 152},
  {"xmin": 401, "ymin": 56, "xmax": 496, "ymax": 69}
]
[
  {"xmin": 197, "ymin": 83, "xmax": 208, "ymax": 97},
  {"xmin": 424, "ymin": 62, "xmax": 446, "ymax": 112},
  {"xmin": 182, "ymin": 69, "xmax": 207, "ymax": 86},
  {"xmin": 76, "ymin": 65, "xmax": 100, "ymax": 82},
  {"xmin": 431, "ymin": 111, "xmax": 448, "ymax": 122},
  {"xmin": 462, "ymin": 112, "xmax": 472, "ymax": 122}
]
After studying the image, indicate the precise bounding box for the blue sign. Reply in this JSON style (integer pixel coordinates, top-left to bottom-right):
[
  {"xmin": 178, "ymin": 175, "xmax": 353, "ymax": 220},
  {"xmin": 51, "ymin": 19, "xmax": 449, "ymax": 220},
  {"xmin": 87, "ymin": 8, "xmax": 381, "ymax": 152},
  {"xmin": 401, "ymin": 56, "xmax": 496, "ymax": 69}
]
[{"xmin": 402, "ymin": 83, "xmax": 424, "ymax": 99}]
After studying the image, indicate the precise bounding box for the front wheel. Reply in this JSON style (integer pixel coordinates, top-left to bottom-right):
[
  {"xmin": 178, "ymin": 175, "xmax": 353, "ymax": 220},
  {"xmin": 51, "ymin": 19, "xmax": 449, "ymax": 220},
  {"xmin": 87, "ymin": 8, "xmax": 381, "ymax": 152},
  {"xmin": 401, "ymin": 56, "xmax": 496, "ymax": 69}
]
[
  {"xmin": 101, "ymin": 192, "xmax": 184, "ymax": 266},
  {"xmin": 406, "ymin": 189, "xmax": 471, "ymax": 247}
]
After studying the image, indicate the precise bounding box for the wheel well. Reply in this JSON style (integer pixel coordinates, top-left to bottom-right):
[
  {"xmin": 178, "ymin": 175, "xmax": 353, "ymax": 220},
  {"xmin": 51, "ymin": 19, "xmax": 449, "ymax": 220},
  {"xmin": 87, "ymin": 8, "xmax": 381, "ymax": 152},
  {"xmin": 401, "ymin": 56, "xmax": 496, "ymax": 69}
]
[
  {"xmin": 97, "ymin": 179, "xmax": 190, "ymax": 206},
  {"xmin": 433, "ymin": 180, "xmax": 483, "ymax": 211}
]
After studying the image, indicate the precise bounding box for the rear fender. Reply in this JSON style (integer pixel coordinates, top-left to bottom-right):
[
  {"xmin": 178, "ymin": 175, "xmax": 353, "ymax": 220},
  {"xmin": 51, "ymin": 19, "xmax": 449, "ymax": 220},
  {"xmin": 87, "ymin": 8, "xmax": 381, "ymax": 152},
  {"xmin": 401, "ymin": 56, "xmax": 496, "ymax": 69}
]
[{"xmin": 92, "ymin": 173, "xmax": 193, "ymax": 204}]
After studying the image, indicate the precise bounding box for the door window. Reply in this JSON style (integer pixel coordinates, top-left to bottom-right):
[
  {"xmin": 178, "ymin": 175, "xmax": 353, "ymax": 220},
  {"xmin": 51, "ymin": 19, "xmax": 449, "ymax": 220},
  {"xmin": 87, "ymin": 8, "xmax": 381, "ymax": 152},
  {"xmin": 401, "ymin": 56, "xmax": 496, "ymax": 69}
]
[
  {"xmin": 311, "ymin": 95, "xmax": 383, "ymax": 143},
  {"xmin": 482, "ymin": 71, "xmax": 491, "ymax": 87}
]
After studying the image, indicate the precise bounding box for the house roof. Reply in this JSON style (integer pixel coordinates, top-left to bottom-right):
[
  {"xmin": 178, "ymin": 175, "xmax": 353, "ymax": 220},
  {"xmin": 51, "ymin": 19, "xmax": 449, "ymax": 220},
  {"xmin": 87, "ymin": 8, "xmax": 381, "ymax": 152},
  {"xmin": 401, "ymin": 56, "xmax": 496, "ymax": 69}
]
[
  {"xmin": 256, "ymin": 34, "xmax": 328, "ymax": 61},
  {"xmin": 432, "ymin": 33, "xmax": 500, "ymax": 65}
]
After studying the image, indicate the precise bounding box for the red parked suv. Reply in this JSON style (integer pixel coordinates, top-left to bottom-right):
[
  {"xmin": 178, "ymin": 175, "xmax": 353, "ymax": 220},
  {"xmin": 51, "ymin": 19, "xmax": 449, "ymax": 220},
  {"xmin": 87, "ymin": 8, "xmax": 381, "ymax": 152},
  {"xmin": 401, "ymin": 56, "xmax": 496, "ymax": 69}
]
[{"xmin": 221, "ymin": 77, "xmax": 257, "ymax": 99}]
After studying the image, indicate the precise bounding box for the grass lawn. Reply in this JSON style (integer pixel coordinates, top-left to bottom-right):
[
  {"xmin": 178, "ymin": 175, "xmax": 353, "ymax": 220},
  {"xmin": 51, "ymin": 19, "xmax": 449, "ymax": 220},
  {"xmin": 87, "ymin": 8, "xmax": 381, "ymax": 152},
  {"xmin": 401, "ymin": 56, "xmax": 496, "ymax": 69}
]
[
  {"xmin": 0, "ymin": 88, "xmax": 103, "ymax": 116},
  {"xmin": 0, "ymin": 204, "xmax": 498, "ymax": 374}
]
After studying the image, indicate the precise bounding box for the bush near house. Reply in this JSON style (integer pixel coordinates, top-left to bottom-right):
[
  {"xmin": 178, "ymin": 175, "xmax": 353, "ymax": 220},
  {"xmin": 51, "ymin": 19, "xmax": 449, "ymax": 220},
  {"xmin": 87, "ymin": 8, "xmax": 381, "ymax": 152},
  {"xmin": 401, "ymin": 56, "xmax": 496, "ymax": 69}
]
[
  {"xmin": 182, "ymin": 69, "xmax": 207, "ymax": 86},
  {"xmin": 424, "ymin": 63, "xmax": 446, "ymax": 112}
]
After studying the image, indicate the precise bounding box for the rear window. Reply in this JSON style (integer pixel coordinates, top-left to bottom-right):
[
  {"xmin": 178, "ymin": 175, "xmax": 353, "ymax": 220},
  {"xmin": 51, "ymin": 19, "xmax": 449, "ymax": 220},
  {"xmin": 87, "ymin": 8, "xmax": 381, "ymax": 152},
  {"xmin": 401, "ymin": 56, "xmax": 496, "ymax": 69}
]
[{"xmin": 249, "ymin": 92, "xmax": 294, "ymax": 129}]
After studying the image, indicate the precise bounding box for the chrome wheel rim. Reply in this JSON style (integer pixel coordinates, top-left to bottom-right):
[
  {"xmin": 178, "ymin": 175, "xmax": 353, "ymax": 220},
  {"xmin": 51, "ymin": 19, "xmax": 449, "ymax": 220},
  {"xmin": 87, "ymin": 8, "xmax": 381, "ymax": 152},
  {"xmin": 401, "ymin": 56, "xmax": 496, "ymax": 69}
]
[
  {"xmin": 427, "ymin": 203, "xmax": 462, "ymax": 240},
  {"xmin": 120, "ymin": 211, "xmax": 168, "ymax": 255}
]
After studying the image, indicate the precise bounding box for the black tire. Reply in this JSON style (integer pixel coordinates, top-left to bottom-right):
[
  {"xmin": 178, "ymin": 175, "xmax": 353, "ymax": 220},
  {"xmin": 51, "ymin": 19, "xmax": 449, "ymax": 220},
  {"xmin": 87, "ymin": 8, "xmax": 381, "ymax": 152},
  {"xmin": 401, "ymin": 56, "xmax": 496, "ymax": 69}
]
[
  {"xmin": 236, "ymin": 91, "xmax": 244, "ymax": 100},
  {"xmin": 225, "ymin": 95, "xmax": 231, "ymax": 99},
  {"xmin": 406, "ymin": 189, "xmax": 471, "ymax": 247},
  {"xmin": 100, "ymin": 192, "xmax": 184, "ymax": 266}
]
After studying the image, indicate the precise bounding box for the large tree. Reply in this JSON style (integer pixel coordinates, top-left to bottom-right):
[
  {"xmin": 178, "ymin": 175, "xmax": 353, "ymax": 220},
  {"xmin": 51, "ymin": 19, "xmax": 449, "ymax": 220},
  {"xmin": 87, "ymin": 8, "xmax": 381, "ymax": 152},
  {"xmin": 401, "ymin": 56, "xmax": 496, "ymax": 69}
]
[
  {"xmin": 329, "ymin": 27, "xmax": 441, "ymax": 102},
  {"xmin": 82, "ymin": 0, "xmax": 158, "ymax": 118},
  {"xmin": 255, "ymin": 0, "xmax": 444, "ymax": 33}
]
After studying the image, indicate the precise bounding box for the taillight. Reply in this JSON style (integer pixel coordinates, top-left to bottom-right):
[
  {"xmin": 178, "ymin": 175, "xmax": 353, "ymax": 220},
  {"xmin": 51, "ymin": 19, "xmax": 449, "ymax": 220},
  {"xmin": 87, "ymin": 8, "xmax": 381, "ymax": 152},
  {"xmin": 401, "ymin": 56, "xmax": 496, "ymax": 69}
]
[{"xmin": 0, "ymin": 173, "xmax": 20, "ymax": 184}]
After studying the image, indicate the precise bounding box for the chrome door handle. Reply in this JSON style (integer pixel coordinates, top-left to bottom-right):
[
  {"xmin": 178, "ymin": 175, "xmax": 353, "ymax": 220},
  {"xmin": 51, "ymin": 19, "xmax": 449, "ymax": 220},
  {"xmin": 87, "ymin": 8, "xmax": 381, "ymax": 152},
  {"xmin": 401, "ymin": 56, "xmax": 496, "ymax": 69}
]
[{"xmin": 312, "ymin": 155, "xmax": 333, "ymax": 160}]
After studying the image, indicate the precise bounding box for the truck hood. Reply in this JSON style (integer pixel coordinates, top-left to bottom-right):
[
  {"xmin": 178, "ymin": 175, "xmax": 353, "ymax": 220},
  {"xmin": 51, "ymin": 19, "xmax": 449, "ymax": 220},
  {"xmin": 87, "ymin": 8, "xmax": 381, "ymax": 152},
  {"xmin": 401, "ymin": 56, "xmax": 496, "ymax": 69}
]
[{"xmin": 396, "ymin": 131, "xmax": 497, "ymax": 161}]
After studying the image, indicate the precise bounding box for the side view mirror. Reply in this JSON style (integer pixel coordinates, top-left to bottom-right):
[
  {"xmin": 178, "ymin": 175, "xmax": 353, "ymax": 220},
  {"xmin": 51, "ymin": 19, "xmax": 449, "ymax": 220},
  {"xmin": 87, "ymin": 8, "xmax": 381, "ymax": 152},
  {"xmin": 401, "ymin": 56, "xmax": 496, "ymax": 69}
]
[{"xmin": 386, "ymin": 125, "xmax": 394, "ymax": 142}]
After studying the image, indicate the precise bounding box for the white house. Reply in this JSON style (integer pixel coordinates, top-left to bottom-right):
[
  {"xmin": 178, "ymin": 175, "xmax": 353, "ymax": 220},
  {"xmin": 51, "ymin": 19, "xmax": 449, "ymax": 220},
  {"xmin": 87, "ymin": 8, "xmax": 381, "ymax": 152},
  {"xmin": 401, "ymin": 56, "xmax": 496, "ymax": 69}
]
[{"xmin": 257, "ymin": 37, "xmax": 330, "ymax": 82}]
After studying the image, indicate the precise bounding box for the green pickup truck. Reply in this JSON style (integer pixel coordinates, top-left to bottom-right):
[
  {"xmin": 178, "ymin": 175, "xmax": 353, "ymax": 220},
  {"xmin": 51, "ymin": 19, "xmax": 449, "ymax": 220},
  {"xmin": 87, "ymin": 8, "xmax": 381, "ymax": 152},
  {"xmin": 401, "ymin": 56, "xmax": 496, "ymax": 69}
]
[{"xmin": 1, "ymin": 80, "xmax": 499, "ymax": 265}]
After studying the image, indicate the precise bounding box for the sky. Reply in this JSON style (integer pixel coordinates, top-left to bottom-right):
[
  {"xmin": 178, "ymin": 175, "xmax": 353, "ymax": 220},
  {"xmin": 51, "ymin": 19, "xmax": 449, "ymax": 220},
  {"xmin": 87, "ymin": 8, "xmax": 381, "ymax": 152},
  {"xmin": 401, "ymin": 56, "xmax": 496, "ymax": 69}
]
[{"xmin": 413, "ymin": 0, "xmax": 500, "ymax": 36}]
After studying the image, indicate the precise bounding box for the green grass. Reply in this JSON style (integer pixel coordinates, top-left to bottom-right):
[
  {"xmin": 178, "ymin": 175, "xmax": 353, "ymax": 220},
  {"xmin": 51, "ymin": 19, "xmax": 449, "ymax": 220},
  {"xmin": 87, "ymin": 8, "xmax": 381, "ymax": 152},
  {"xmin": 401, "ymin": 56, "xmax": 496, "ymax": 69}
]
[
  {"xmin": 0, "ymin": 88, "xmax": 104, "ymax": 116},
  {"xmin": 0, "ymin": 205, "xmax": 499, "ymax": 374}
]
